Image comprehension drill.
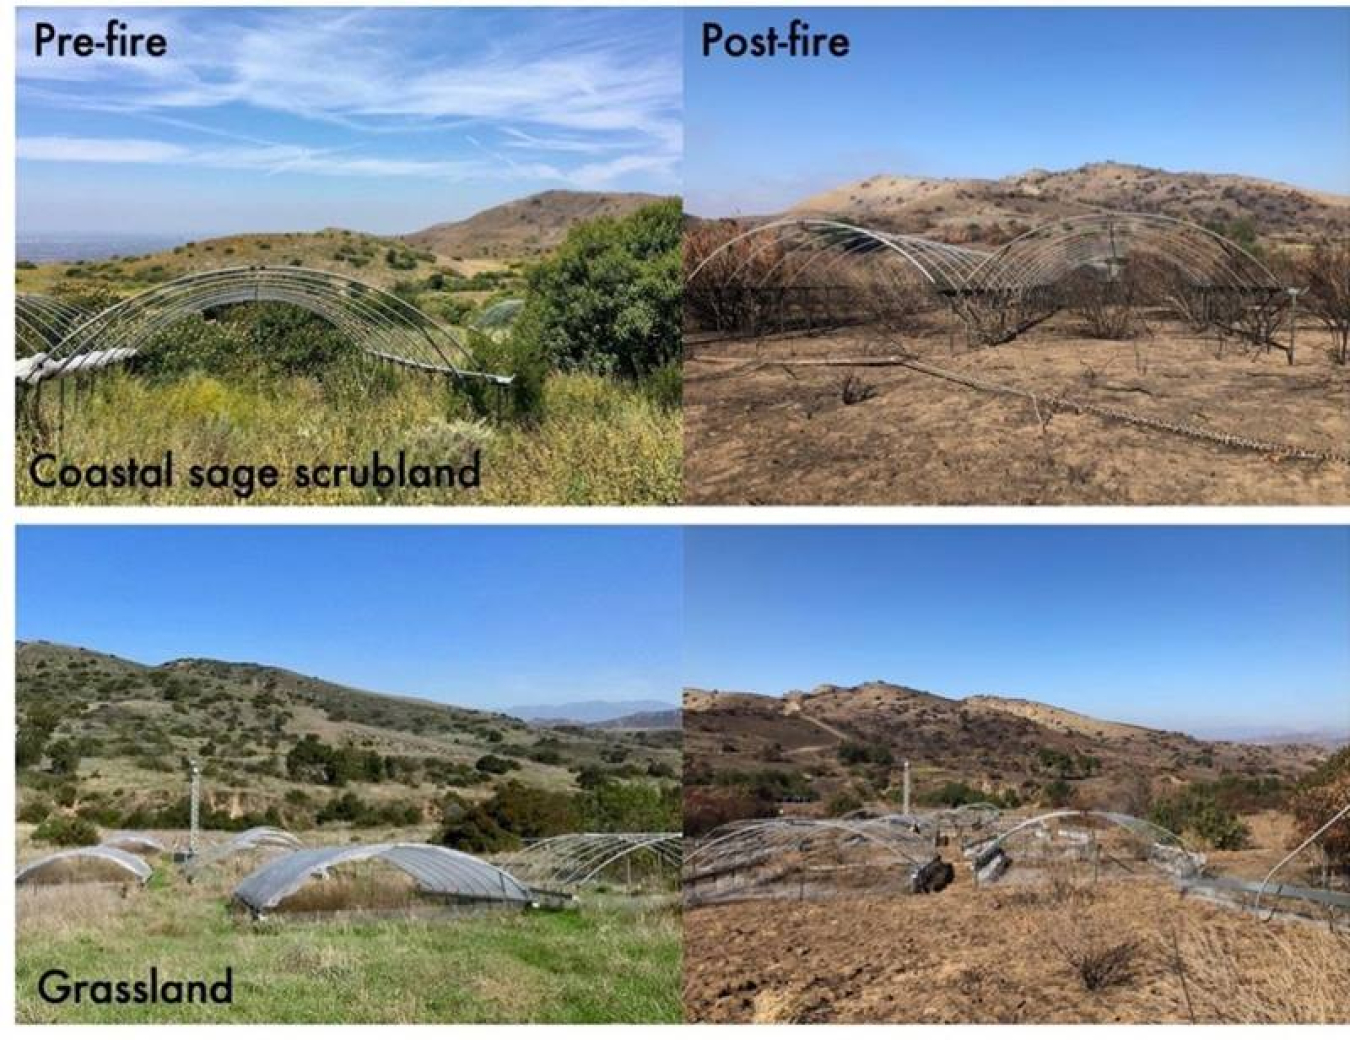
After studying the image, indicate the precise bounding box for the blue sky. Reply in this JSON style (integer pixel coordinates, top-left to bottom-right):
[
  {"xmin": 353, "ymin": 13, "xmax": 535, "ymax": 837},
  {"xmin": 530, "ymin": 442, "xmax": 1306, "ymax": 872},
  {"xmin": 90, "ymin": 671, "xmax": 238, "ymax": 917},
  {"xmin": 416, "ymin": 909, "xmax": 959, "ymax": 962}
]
[
  {"xmin": 17, "ymin": 526, "xmax": 682, "ymax": 712},
  {"xmin": 17, "ymin": 7, "xmax": 681, "ymax": 236},
  {"xmin": 685, "ymin": 527, "xmax": 1350, "ymax": 737},
  {"xmin": 686, "ymin": 7, "xmax": 1350, "ymax": 215}
]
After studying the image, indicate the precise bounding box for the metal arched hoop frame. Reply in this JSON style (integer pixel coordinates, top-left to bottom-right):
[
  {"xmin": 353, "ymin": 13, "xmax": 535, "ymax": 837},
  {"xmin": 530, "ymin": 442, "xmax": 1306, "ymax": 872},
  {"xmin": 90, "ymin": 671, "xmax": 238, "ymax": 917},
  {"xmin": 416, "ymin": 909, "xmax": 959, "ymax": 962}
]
[
  {"xmin": 965, "ymin": 809, "xmax": 1202, "ymax": 881},
  {"xmin": 1254, "ymin": 801, "xmax": 1350, "ymax": 921},
  {"xmin": 841, "ymin": 804, "xmax": 1005, "ymax": 832},
  {"xmin": 962, "ymin": 211, "xmax": 1284, "ymax": 293},
  {"xmin": 686, "ymin": 210, "xmax": 1292, "ymax": 347},
  {"xmin": 17, "ymin": 294, "xmax": 91, "ymax": 357},
  {"xmin": 687, "ymin": 816, "xmax": 935, "ymax": 875},
  {"xmin": 18, "ymin": 266, "xmax": 513, "ymax": 387},
  {"xmin": 970, "ymin": 809, "xmax": 1191, "ymax": 852},
  {"xmin": 688, "ymin": 217, "xmax": 990, "ymax": 292},
  {"xmin": 16, "ymin": 845, "xmax": 153, "ymax": 886},
  {"xmin": 499, "ymin": 832, "xmax": 682, "ymax": 890},
  {"xmin": 182, "ymin": 826, "xmax": 302, "ymax": 879}
]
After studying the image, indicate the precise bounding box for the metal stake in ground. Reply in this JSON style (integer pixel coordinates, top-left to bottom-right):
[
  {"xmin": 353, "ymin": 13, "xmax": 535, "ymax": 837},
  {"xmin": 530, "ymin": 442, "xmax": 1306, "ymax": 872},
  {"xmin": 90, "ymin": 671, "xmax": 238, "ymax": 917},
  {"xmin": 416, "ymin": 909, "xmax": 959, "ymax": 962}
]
[{"xmin": 188, "ymin": 759, "xmax": 201, "ymax": 858}]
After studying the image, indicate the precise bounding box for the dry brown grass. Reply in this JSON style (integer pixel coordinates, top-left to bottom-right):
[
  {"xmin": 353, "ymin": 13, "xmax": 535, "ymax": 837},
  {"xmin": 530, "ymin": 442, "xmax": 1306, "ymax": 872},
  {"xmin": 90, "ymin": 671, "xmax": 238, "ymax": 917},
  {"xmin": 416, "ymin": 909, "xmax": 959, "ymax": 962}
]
[
  {"xmin": 273, "ymin": 865, "xmax": 424, "ymax": 915},
  {"xmin": 684, "ymin": 872, "xmax": 1350, "ymax": 1023},
  {"xmin": 17, "ymin": 883, "xmax": 135, "ymax": 940},
  {"xmin": 1171, "ymin": 918, "xmax": 1350, "ymax": 1023}
]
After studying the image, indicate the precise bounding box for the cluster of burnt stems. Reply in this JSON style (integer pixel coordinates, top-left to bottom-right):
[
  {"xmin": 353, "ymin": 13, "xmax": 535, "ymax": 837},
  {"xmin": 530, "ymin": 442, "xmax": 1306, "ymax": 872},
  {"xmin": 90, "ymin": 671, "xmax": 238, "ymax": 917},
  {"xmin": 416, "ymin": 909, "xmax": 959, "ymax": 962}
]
[{"xmin": 682, "ymin": 222, "xmax": 1350, "ymax": 365}]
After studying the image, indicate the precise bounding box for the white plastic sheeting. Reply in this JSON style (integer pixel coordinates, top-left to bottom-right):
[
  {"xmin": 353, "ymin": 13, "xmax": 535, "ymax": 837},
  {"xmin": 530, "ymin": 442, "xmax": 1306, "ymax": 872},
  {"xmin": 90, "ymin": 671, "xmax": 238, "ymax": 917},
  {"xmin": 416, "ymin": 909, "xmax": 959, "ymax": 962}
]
[
  {"xmin": 103, "ymin": 831, "xmax": 169, "ymax": 855},
  {"xmin": 16, "ymin": 845, "xmax": 153, "ymax": 886},
  {"xmin": 232, "ymin": 843, "xmax": 539, "ymax": 916},
  {"xmin": 16, "ymin": 348, "xmax": 140, "ymax": 384}
]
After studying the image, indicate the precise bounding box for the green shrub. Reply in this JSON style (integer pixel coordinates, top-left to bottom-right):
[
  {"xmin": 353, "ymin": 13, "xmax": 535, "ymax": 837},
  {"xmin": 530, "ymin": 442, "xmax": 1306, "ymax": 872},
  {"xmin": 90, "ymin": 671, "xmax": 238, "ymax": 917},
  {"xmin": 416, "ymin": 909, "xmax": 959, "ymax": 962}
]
[
  {"xmin": 640, "ymin": 363, "xmax": 682, "ymax": 411},
  {"xmin": 18, "ymin": 797, "xmax": 52, "ymax": 824},
  {"xmin": 1149, "ymin": 786, "xmax": 1250, "ymax": 850},
  {"xmin": 837, "ymin": 741, "xmax": 894, "ymax": 767},
  {"xmin": 1041, "ymin": 778, "xmax": 1075, "ymax": 808},
  {"xmin": 436, "ymin": 794, "xmax": 517, "ymax": 853},
  {"xmin": 32, "ymin": 814, "xmax": 100, "ymax": 846},
  {"xmin": 463, "ymin": 330, "xmax": 547, "ymax": 423},
  {"xmin": 474, "ymin": 754, "xmax": 519, "ymax": 775},
  {"xmin": 579, "ymin": 779, "xmax": 680, "ymax": 832},
  {"xmin": 511, "ymin": 200, "xmax": 680, "ymax": 379},
  {"xmin": 828, "ymin": 791, "xmax": 863, "ymax": 815}
]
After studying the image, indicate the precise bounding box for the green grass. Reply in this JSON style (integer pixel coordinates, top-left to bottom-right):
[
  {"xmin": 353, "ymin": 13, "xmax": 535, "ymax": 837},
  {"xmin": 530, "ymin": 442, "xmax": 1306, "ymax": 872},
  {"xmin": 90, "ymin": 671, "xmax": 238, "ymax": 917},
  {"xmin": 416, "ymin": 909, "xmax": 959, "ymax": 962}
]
[
  {"xmin": 16, "ymin": 879, "xmax": 681, "ymax": 1023},
  {"xmin": 16, "ymin": 368, "xmax": 680, "ymax": 505}
]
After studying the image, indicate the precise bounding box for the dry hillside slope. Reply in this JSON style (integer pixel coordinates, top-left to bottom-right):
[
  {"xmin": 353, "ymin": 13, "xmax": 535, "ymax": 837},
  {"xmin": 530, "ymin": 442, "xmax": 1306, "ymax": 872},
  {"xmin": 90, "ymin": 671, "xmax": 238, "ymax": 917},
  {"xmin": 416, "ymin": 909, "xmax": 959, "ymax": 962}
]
[
  {"xmin": 16, "ymin": 640, "xmax": 680, "ymax": 822},
  {"xmin": 14, "ymin": 228, "xmax": 452, "ymax": 295},
  {"xmin": 789, "ymin": 161, "xmax": 1350, "ymax": 245},
  {"xmin": 403, "ymin": 189, "xmax": 674, "ymax": 260},
  {"xmin": 685, "ymin": 682, "xmax": 1326, "ymax": 810}
]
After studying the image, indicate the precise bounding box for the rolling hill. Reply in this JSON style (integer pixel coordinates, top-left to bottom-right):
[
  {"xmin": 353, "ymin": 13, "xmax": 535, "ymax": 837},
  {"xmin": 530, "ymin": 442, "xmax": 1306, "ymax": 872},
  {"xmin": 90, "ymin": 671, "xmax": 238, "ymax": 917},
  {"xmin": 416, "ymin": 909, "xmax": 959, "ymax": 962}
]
[
  {"xmin": 787, "ymin": 161, "xmax": 1350, "ymax": 246},
  {"xmin": 685, "ymin": 680, "xmax": 1328, "ymax": 813},
  {"xmin": 403, "ymin": 189, "xmax": 673, "ymax": 260},
  {"xmin": 15, "ymin": 227, "xmax": 461, "ymax": 297},
  {"xmin": 16, "ymin": 641, "xmax": 680, "ymax": 825},
  {"xmin": 14, "ymin": 188, "xmax": 666, "ymax": 299}
]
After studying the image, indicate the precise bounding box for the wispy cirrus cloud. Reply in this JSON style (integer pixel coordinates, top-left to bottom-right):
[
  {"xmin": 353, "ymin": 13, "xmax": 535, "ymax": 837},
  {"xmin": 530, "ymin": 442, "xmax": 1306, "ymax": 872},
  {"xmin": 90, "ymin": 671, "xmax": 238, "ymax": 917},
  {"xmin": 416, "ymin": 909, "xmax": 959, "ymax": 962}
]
[
  {"xmin": 19, "ymin": 134, "xmax": 533, "ymax": 180},
  {"xmin": 16, "ymin": 132, "xmax": 676, "ymax": 188},
  {"xmin": 17, "ymin": 7, "xmax": 680, "ymax": 232}
]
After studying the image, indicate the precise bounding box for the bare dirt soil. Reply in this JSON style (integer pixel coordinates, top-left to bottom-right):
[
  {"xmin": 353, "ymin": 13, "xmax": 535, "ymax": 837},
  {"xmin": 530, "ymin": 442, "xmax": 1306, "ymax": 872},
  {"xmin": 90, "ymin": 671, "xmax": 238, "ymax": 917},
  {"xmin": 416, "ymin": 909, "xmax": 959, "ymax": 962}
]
[
  {"xmin": 683, "ymin": 869, "xmax": 1350, "ymax": 1023},
  {"xmin": 684, "ymin": 315, "xmax": 1350, "ymax": 504}
]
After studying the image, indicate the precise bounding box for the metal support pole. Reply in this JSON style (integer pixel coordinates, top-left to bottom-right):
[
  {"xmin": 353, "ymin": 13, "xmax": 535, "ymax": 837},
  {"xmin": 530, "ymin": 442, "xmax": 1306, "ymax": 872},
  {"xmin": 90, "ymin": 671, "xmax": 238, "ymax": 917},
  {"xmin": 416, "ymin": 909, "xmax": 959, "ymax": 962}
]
[
  {"xmin": 188, "ymin": 760, "xmax": 201, "ymax": 857},
  {"xmin": 902, "ymin": 760, "xmax": 911, "ymax": 816},
  {"xmin": 1287, "ymin": 287, "xmax": 1300, "ymax": 366}
]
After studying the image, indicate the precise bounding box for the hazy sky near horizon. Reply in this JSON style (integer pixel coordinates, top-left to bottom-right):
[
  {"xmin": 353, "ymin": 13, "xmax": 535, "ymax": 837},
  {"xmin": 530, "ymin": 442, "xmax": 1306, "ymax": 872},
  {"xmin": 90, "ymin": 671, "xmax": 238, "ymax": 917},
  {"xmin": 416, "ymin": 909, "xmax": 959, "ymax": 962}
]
[
  {"xmin": 17, "ymin": 526, "xmax": 682, "ymax": 712},
  {"xmin": 685, "ymin": 527, "xmax": 1350, "ymax": 737},
  {"xmin": 685, "ymin": 7, "xmax": 1350, "ymax": 215},
  {"xmin": 17, "ymin": 7, "xmax": 680, "ymax": 236}
]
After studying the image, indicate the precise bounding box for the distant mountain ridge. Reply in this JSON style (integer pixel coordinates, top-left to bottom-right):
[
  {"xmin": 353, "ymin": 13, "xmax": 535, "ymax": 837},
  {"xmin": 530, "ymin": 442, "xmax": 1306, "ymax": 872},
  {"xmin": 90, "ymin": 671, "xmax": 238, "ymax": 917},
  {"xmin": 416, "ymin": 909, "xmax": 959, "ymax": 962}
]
[
  {"xmin": 786, "ymin": 161, "xmax": 1350, "ymax": 246},
  {"xmin": 1194, "ymin": 726, "xmax": 1349, "ymax": 749},
  {"xmin": 508, "ymin": 698, "xmax": 680, "ymax": 726},
  {"xmin": 593, "ymin": 710, "xmax": 682, "ymax": 731}
]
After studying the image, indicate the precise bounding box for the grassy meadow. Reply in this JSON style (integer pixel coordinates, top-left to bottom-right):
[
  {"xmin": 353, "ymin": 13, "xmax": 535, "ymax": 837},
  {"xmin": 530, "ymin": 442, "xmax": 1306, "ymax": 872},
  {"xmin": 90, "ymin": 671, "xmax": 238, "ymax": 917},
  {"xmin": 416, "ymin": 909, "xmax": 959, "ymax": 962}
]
[
  {"xmin": 17, "ymin": 874, "xmax": 681, "ymax": 1024},
  {"xmin": 17, "ymin": 366, "xmax": 680, "ymax": 505}
]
